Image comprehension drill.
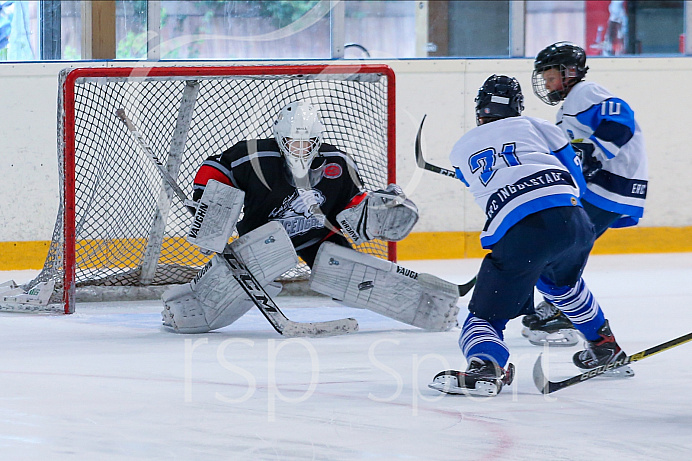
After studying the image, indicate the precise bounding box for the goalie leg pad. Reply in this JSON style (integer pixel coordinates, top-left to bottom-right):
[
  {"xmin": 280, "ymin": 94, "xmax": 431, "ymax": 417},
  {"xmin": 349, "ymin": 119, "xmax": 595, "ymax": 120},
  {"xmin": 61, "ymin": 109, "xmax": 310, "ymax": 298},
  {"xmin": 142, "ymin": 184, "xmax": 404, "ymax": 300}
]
[
  {"xmin": 309, "ymin": 242, "xmax": 460, "ymax": 331},
  {"xmin": 227, "ymin": 221, "xmax": 299, "ymax": 282},
  {"xmin": 163, "ymin": 222, "xmax": 296, "ymax": 333},
  {"xmin": 187, "ymin": 179, "xmax": 245, "ymax": 253},
  {"xmin": 162, "ymin": 255, "xmax": 252, "ymax": 334},
  {"xmin": 162, "ymin": 258, "xmax": 285, "ymax": 334},
  {"xmin": 162, "ymin": 276, "xmax": 283, "ymax": 334}
]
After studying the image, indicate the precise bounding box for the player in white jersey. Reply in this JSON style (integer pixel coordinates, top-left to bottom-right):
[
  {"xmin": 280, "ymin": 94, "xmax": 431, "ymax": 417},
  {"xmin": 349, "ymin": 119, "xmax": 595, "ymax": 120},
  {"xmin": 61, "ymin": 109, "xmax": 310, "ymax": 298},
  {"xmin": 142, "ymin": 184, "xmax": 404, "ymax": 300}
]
[
  {"xmin": 522, "ymin": 42, "xmax": 649, "ymax": 346},
  {"xmin": 429, "ymin": 75, "xmax": 631, "ymax": 396}
]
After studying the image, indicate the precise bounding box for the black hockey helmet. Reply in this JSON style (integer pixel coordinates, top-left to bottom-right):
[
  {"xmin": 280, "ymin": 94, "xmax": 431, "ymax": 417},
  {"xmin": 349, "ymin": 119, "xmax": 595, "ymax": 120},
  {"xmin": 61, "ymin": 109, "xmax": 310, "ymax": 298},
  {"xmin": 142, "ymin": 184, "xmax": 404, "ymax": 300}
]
[
  {"xmin": 475, "ymin": 74, "xmax": 524, "ymax": 126},
  {"xmin": 532, "ymin": 41, "xmax": 589, "ymax": 105}
]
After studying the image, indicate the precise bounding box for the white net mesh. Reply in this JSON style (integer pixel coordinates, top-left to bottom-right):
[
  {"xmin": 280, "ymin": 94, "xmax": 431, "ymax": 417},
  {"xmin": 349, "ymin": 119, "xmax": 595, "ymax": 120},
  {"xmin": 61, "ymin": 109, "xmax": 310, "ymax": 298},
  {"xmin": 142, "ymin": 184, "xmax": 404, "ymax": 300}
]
[{"xmin": 20, "ymin": 65, "xmax": 394, "ymax": 313}]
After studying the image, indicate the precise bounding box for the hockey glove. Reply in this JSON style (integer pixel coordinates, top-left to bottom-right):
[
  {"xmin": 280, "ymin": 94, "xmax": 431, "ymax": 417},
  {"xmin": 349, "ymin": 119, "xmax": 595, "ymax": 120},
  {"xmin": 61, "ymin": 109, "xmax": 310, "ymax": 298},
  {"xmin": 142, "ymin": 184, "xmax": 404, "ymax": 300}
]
[
  {"xmin": 336, "ymin": 184, "xmax": 419, "ymax": 244},
  {"xmin": 572, "ymin": 142, "xmax": 603, "ymax": 182}
]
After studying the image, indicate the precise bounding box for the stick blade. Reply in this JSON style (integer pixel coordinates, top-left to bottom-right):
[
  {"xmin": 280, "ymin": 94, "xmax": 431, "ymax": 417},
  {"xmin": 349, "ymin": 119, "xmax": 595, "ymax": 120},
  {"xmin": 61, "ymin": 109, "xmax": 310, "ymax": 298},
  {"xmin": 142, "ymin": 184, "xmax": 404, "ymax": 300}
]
[
  {"xmin": 414, "ymin": 114, "xmax": 428, "ymax": 168},
  {"xmin": 281, "ymin": 318, "xmax": 359, "ymax": 338},
  {"xmin": 458, "ymin": 276, "xmax": 476, "ymax": 296},
  {"xmin": 532, "ymin": 353, "xmax": 551, "ymax": 394}
]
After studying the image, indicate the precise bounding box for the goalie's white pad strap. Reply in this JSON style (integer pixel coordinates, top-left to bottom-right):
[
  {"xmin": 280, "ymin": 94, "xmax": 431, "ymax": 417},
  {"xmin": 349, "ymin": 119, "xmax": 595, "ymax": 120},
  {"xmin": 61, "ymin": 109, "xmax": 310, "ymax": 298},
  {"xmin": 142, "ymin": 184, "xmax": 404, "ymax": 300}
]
[
  {"xmin": 309, "ymin": 242, "xmax": 459, "ymax": 331},
  {"xmin": 337, "ymin": 184, "xmax": 419, "ymax": 244},
  {"xmin": 187, "ymin": 179, "xmax": 245, "ymax": 253},
  {"xmin": 162, "ymin": 221, "xmax": 297, "ymax": 333}
]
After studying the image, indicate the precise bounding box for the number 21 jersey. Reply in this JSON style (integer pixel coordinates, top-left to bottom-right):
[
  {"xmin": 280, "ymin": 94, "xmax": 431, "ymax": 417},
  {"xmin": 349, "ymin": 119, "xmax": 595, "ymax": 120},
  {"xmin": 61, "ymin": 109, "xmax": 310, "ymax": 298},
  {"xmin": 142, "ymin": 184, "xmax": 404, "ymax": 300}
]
[{"xmin": 449, "ymin": 116, "xmax": 586, "ymax": 248}]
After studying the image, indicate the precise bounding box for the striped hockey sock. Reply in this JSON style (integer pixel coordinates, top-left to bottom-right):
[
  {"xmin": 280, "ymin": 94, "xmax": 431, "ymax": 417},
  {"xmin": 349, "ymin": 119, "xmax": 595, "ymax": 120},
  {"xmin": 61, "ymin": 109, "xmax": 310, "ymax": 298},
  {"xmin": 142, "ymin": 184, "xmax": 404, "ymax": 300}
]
[
  {"xmin": 538, "ymin": 278, "xmax": 605, "ymax": 341},
  {"xmin": 459, "ymin": 313, "xmax": 510, "ymax": 367}
]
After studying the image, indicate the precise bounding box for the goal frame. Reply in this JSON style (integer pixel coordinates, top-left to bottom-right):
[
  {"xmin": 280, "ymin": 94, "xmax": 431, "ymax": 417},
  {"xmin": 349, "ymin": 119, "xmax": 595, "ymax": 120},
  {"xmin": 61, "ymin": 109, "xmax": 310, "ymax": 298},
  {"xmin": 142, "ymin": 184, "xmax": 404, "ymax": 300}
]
[{"xmin": 59, "ymin": 64, "xmax": 397, "ymax": 314}]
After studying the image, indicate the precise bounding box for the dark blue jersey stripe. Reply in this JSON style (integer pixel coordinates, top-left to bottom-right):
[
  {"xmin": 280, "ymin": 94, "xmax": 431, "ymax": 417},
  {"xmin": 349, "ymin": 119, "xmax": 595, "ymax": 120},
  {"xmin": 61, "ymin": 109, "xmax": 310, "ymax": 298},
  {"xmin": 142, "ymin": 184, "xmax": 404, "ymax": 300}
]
[{"xmin": 589, "ymin": 169, "xmax": 648, "ymax": 199}]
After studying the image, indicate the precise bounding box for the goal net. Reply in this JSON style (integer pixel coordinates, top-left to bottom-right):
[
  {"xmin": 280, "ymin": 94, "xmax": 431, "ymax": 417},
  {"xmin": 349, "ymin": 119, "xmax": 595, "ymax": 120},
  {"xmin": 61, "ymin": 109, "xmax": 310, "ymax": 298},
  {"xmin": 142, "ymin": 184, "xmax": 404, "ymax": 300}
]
[{"xmin": 12, "ymin": 64, "xmax": 395, "ymax": 314}]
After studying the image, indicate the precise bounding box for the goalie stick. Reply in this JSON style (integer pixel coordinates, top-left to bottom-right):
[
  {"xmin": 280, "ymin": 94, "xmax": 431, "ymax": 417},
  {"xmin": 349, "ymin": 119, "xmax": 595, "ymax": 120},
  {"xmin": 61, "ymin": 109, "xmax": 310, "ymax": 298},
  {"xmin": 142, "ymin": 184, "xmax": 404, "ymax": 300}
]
[
  {"xmin": 116, "ymin": 108, "xmax": 358, "ymax": 337},
  {"xmin": 533, "ymin": 331, "xmax": 692, "ymax": 394}
]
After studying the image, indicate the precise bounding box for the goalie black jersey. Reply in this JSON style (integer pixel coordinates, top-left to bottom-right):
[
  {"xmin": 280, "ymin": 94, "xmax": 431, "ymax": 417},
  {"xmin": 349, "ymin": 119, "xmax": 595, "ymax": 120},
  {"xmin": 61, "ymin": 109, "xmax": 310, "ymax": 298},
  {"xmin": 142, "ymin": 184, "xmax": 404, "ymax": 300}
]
[{"xmin": 193, "ymin": 138, "xmax": 365, "ymax": 258}]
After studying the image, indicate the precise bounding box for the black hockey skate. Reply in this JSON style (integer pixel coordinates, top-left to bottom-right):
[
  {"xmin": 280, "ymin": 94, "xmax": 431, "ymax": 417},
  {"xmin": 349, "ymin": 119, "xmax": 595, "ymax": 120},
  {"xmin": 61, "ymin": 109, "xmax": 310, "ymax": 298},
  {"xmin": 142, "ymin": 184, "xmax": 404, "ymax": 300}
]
[
  {"xmin": 572, "ymin": 320, "xmax": 634, "ymax": 377},
  {"xmin": 521, "ymin": 301, "xmax": 580, "ymax": 347},
  {"xmin": 429, "ymin": 358, "xmax": 515, "ymax": 396}
]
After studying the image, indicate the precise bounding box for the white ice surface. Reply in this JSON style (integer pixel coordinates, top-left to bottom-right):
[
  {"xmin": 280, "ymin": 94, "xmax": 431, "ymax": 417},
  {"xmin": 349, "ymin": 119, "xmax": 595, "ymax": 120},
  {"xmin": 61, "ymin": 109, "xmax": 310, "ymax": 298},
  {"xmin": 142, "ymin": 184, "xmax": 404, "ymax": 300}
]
[{"xmin": 2, "ymin": 253, "xmax": 692, "ymax": 460}]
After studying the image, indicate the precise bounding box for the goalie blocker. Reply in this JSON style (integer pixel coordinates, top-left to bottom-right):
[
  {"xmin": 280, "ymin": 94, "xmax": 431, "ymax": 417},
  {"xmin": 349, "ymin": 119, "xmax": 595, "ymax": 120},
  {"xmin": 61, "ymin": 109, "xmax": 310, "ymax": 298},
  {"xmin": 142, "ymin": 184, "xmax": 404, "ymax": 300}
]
[
  {"xmin": 309, "ymin": 242, "xmax": 460, "ymax": 331},
  {"xmin": 186, "ymin": 179, "xmax": 245, "ymax": 253}
]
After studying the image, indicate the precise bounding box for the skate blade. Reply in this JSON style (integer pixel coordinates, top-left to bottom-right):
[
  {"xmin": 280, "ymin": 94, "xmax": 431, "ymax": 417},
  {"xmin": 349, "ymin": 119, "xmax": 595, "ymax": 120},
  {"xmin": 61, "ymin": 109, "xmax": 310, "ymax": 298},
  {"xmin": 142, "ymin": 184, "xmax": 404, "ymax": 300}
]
[
  {"xmin": 428, "ymin": 375, "xmax": 499, "ymax": 397},
  {"xmin": 527, "ymin": 329, "xmax": 580, "ymax": 347}
]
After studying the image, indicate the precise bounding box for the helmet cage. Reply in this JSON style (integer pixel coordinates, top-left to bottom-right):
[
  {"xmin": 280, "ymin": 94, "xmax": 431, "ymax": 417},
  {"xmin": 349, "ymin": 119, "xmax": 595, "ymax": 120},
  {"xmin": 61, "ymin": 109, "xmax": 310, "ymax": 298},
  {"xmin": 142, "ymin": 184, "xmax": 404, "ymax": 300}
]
[
  {"xmin": 277, "ymin": 136, "xmax": 322, "ymax": 178},
  {"xmin": 532, "ymin": 42, "xmax": 588, "ymax": 105},
  {"xmin": 273, "ymin": 101, "xmax": 324, "ymax": 178},
  {"xmin": 532, "ymin": 64, "xmax": 586, "ymax": 105}
]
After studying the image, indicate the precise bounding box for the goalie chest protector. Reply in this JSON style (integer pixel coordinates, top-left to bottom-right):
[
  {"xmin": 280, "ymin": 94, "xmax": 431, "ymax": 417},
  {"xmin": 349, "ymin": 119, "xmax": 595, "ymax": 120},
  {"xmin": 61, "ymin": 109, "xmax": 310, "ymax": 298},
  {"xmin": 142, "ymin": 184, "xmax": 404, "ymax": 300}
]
[{"xmin": 199, "ymin": 138, "xmax": 363, "ymax": 250}]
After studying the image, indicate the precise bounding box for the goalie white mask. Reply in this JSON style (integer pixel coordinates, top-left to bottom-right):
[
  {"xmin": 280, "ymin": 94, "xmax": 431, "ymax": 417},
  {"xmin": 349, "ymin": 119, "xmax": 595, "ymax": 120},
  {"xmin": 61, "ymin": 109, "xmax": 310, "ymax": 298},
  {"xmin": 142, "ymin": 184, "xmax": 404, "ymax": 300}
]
[{"xmin": 273, "ymin": 101, "xmax": 325, "ymax": 178}]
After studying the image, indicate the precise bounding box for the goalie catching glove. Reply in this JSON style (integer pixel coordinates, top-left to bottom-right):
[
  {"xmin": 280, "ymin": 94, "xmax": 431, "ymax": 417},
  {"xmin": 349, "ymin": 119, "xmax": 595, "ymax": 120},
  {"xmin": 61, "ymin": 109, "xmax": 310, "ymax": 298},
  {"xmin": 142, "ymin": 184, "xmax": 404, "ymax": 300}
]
[{"xmin": 336, "ymin": 184, "xmax": 418, "ymax": 245}]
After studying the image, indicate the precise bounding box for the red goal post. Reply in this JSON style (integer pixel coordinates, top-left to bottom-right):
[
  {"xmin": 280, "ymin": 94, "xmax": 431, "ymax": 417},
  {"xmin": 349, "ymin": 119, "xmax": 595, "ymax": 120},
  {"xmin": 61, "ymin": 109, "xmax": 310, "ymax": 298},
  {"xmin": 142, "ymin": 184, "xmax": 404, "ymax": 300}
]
[{"xmin": 21, "ymin": 64, "xmax": 396, "ymax": 314}]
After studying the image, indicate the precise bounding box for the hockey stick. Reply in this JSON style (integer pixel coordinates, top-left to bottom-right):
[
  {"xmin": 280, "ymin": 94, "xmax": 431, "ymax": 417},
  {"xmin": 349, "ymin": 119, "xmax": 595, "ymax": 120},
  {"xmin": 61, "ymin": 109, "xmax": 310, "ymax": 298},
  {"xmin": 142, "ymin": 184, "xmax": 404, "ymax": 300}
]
[
  {"xmin": 414, "ymin": 115, "xmax": 476, "ymax": 296},
  {"xmin": 533, "ymin": 331, "xmax": 692, "ymax": 394},
  {"xmin": 415, "ymin": 115, "xmax": 456, "ymax": 178},
  {"xmin": 116, "ymin": 108, "xmax": 358, "ymax": 337},
  {"xmin": 456, "ymin": 276, "xmax": 476, "ymax": 297}
]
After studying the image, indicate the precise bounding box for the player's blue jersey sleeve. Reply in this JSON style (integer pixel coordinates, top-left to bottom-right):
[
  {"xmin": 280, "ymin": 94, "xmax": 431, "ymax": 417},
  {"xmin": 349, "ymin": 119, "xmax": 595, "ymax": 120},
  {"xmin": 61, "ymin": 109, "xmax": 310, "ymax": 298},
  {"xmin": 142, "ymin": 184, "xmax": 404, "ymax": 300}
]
[
  {"xmin": 454, "ymin": 167, "xmax": 470, "ymax": 187},
  {"xmin": 552, "ymin": 144, "xmax": 586, "ymax": 196},
  {"xmin": 575, "ymin": 97, "xmax": 635, "ymax": 158}
]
